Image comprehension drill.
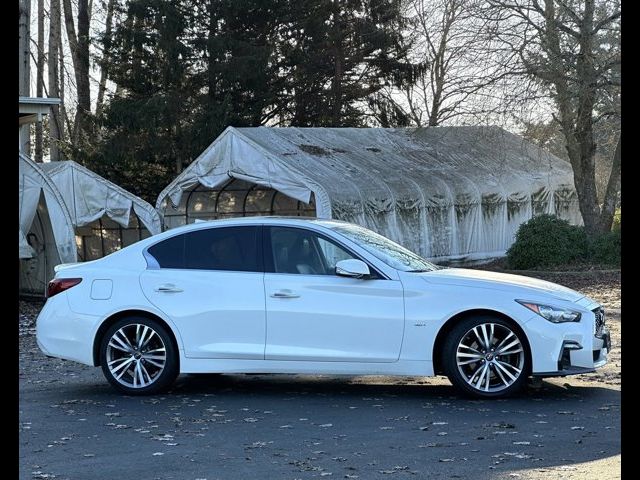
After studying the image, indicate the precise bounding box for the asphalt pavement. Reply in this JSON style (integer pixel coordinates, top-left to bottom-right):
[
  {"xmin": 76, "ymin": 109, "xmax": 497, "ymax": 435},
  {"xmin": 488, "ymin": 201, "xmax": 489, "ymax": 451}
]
[{"xmin": 20, "ymin": 333, "xmax": 620, "ymax": 480}]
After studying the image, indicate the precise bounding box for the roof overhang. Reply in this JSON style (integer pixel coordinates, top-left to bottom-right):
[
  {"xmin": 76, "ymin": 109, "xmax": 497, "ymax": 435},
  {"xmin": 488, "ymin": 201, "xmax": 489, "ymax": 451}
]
[{"xmin": 19, "ymin": 96, "xmax": 61, "ymax": 125}]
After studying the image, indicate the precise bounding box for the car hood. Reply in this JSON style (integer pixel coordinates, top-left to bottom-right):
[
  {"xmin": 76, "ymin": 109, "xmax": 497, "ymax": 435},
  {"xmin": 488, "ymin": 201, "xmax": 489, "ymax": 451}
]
[{"xmin": 419, "ymin": 268, "xmax": 585, "ymax": 303}]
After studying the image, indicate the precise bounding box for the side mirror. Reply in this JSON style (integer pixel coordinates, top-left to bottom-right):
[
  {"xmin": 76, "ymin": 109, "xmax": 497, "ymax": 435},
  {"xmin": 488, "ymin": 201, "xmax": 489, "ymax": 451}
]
[{"xmin": 335, "ymin": 259, "xmax": 371, "ymax": 279}]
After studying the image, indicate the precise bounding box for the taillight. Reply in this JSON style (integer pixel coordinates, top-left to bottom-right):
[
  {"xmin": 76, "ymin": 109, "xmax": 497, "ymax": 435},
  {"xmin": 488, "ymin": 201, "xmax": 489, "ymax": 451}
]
[{"xmin": 46, "ymin": 278, "xmax": 82, "ymax": 298}]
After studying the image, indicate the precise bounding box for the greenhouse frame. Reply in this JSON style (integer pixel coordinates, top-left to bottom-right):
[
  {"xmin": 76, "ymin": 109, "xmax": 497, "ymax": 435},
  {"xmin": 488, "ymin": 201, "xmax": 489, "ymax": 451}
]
[
  {"xmin": 19, "ymin": 155, "xmax": 162, "ymax": 296},
  {"xmin": 157, "ymin": 126, "xmax": 582, "ymax": 262}
]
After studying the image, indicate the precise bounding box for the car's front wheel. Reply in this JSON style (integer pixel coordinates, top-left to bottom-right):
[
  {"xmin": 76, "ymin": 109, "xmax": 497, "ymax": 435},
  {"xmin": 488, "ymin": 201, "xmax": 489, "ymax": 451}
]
[
  {"xmin": 442, "ymin": 316, "xmax": 530, "ymax": 398},
  {"xmin": 99, "ymin": 317, "xmax": 179, "ymax": 395}
]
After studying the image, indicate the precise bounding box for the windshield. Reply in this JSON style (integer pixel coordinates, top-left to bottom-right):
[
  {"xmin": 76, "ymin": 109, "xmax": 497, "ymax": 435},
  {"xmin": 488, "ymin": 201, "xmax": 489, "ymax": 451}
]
[{"xmin": 327, "ymin": 223, "xmax": 439, "ymax": 272}]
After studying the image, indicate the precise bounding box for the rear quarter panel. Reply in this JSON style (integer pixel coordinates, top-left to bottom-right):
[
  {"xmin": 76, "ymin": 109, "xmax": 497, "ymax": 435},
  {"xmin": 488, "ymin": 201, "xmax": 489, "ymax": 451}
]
[{"xmin": 60, "ymin": 249, "xmax": 187, "ymax": 354}]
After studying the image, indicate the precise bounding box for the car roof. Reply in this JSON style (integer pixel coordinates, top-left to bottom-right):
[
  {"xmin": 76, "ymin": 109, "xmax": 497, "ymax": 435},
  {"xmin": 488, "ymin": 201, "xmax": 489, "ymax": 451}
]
[
  {"xmin": 163, "ymin": 216, "xmax": 350, "ymax": 231},
  {"xmin": 138, "ymin": 216, "xmax": 352, "ymax": 244},
  {"xmin": 98, "ymin": 217, "xmax": 349, "ymax": 261}
]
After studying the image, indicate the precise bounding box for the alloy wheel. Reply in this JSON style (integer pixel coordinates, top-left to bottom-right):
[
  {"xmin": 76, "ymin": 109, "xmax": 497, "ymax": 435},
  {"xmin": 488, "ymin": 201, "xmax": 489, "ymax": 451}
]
[
  {"xmin": 455, "ymin": 322, "xmax": 525, "ymax": 393},
  {"xmin": 106, "ymin": 323, "xmax": 167, "ymax": 389}
]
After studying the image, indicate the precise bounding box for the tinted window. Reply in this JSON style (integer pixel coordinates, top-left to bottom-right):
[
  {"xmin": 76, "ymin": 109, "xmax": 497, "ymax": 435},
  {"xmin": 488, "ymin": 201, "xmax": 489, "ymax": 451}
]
[
  {"xmin": 184, "ymin": 226, "xmax": 261, "ymax": 272},
  {"xmin": 267, "ymin": 227, "xmax": 356, "ymax": 275},
  {"xmin": 327, "ymin": 223, "xmax": 438, "ymax": 272},
  {"xmin": 147, "ymin": 226, "xmax": 261, "ymax": 271},
  {"xmin": 147, "ymin": 234, "xmax": 185, "ymax": 268}
]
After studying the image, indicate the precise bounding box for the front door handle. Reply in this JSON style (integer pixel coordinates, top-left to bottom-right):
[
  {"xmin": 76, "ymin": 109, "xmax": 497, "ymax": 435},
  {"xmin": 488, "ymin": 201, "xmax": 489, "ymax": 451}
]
[
  {"xmin": 155, "ymin": 284, "xmax": 183, "ymax": 293},
  {"xmin": 270, "ymin": 289, "xmax": 300, "ymax": 299}
]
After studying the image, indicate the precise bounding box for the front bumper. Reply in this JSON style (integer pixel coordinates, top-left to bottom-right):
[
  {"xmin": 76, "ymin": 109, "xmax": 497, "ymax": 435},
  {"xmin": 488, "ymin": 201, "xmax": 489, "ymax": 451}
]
[{"xmin": 530, "ymin": 305, "xmax": 610, "ymax": 377}]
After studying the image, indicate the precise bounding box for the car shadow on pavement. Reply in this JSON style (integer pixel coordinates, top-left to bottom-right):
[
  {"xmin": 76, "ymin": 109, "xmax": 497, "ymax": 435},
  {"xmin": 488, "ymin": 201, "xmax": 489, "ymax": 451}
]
[{"xmin": 169, "ymin": 372, "xmax": 618, "ymax": 401}]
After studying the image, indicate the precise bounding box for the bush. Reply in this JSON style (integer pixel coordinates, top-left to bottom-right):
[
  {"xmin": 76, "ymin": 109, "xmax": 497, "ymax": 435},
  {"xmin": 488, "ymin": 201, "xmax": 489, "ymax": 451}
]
[
  {"xmin": 506, "ymin": 215, "xmax": 589, "ymax": 269},
  {"xmin": 590, "ymin": 230, "xmax": 621, "ymax": 266}
]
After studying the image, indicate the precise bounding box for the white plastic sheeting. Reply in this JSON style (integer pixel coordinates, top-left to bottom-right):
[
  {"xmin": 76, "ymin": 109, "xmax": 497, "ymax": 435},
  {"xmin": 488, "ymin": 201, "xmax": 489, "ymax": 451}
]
[
  {"xmin": 19, "ymin": 154, "xmax": 76, "ymax": 263},
  {"xmin": 19, "ymin": 156, "xmax": 162, "ymax": 295},
  {"xmin": 40, "ymin": 161, "xmax": 162, "ymax": 236},
  {"xmin": 157, "ymin": 126, "xmax": 582, "ymax": 262},
  {"xmin": 19, "ymin": 230, "xmax": 35, "ymax": 259}
]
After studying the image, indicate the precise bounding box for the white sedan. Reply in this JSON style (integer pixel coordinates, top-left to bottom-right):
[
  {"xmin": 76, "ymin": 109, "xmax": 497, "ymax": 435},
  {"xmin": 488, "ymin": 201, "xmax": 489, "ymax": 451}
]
[{"xmin": 36, "ymin": 217, "xmax": 610, "ymax": 398}]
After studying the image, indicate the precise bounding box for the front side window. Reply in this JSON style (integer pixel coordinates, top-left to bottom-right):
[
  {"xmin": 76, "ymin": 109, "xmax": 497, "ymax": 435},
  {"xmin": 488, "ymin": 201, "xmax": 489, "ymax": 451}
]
[
  {"xmin": 267, "ymin": 227, "xmax": 356, "ymax": 275},
  {"xmin": 326, "ymin": 222, "xmax": 439, "ymax": 272},
  {"xmin": 147, "ymin": 226, "xmax": 261, "ymax": 272}
]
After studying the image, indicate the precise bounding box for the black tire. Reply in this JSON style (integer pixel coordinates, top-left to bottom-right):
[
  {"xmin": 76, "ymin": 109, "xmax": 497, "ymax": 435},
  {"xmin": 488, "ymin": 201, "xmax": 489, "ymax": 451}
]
[
  {"xmin": 442, "ymin": 315, "xmax": 530, "ymax": 399},
  {"xmin": 99, "ymin": 316, "xmax": 179, "ymax": 395}
]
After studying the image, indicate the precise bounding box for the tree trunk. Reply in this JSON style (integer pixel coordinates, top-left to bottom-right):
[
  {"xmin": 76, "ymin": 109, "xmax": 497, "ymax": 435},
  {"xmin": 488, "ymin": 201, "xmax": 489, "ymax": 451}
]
[
  {"xmin": 60, "ymin": 33, "xmax": 71, "ymax": 139},
  {"xmin": 19, "ymin": 0, "xmax": 31, "ymax": 154},
  {"xmin": 543, "ymin": 0, "xmax": 603, "ymax": 237},
  {"xmin": 76, "ymin": 0, "xmax": 91, "ymax": 130},
  {"xmin": 427, "ymin": 11, "xmax": 450, "ymax": 127},
  {"xmin": 18, "ymin": 0, "xmax": 30, "ymax": 96},
  {"xmin": 571, "ymin": 148, "xmax": 600, "ymax": 235},
  {"xmin": 573, "ymin": 0, "xmax": 601, "ymax": 236},
  {"xmin": 49, "ymin": 0, "xmax": 61, "ymax": 161},
  {"xmin": 207, "ymin": 1, "xmax": 216, "ymax": 101},
  {"xmin": 331, "ymin": 50, "xmax": 343, "ymax": 125},
  {"xmin": 599, "ymin": 134, "xmax": 621, "ymax": 232},
  {"xmin": 96, "ymin": 0, "xmax": 115, "ymax": 117},
  {"xmin": 35, "ymin": 0, "xmax": 44, "ymax": 162},
  {"xmin": 428, "ymin": 81, "xmax": 443, "ymax": 126},
  {"xmin": 330, "ymin": 3, "xmax": 343, "ymax": 126},
  {"xmin": 62, "ymin": 0, "xmax": 91, "ymax": 144}
]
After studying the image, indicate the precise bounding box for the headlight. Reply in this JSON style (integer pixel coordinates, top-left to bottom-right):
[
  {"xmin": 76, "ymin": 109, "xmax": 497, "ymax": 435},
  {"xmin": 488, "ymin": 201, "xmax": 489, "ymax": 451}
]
[{"xmin": 516, "ymin": 300, "xmax": 582, "ymax": 323}]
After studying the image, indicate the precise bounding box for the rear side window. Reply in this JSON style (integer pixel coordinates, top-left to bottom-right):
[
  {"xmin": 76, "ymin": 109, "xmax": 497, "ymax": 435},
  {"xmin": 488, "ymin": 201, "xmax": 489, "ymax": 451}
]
[
  {"xmin": 146, "ymin": 226, "xmax": 262, "ymax": 272},
  {"xmin": 147, "ymin": 234, "xmax": 185, "ymax": 268},
  {"xmin": 184, "ymin": 226, "xmax": 261, "ymax": 271}
]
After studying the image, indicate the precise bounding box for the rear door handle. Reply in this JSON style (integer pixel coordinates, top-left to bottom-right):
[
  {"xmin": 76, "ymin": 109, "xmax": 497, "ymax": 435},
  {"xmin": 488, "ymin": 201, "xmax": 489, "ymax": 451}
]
[
  {"xmin": 270, "ymin": 289, "xmax": 300, "ymax": 299},
  {"xmin": 155, "ymin": 284, "xmax": 183, "ymax": 293}
]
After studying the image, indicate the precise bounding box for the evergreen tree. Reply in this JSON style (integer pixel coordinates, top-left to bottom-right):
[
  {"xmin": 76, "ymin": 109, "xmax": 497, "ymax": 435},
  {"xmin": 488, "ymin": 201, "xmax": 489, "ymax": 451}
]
[
  {"xmin": 188, "ymin": 0, "xmax": 290, "ymax": 155},
  {"xmin": 282, "ymin": 0, "xmax": 421, "ymax": 126},
  {"xmin": 91, "ymin": 0, "xmax": 420, "ymax": 201},
  {"xmin": 90, "ymin": 0, "xmax": 193, "ymax": 201}
]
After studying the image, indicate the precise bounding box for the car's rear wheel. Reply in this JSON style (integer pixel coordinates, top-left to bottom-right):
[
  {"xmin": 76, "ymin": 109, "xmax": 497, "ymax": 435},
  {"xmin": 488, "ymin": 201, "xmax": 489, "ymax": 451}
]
[
  {"xmin": 99, "ymin": 317, "xmax": 179, "ymax": 395},
  {"xmin": 442, "ymin": 316, "xmax": 530, "ymax": 398}
]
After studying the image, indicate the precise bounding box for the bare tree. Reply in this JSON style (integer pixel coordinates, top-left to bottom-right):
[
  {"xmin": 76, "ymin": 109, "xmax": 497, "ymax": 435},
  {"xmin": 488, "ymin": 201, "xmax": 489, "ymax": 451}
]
[
  {"xmin": 484, "ymin": 0, "xmax": 621, "ymax": 235},
  {"xmin": 373, "ymin": 0, "xmax": 507, "ymax": 127},
  {"xmin": 63, "ymin": 0, "xmax": 92, "ymax": 144},
  {"xmin": 19, "ymin": 0, "xmax": 31, "ymax": 154},
  {"xmin": 96, "ymin": 0, "xmax": 116, "ymax": 117},
  {"xmin": 49, "ymin": 0, "xmax": 62, "ymax": 161},
  {"xmin": 34, "ymin": 0, "xmax": 45, "ymax": 162},
  {"xmin": 59, "ymin": 28, "xmax": 73, "ymax": 140}
]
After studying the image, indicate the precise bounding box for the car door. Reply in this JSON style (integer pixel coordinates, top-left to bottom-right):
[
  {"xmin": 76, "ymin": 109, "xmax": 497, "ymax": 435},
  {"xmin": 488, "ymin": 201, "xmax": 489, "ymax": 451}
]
[
  {"xmin": 264, "ymin": 226, "xmax": 405, "ymax": 362},
  {"xmin": 139, "ymin": 225, "xmax": 266, "ymax": 359}
]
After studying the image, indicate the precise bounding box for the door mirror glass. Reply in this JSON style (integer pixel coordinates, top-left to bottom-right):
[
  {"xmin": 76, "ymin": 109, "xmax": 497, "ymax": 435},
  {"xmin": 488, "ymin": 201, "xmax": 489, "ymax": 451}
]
[{"xmin": 335, "ymin": 259, "xmax": 370, "ymax": 278}]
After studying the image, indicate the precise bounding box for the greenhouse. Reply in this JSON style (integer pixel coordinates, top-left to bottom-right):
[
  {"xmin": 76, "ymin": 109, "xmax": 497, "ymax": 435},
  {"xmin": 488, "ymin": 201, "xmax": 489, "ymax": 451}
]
[
  {"xmin": 19, "ymin": 156, "xmax": 161, "ymax": 296},
  {"xmin": 157, "ymin": 126, "xmax": 582, "ymax": 263},
  {"xmin": 19, "ymin": 154, "xmax": 76, "ymax": 295}
]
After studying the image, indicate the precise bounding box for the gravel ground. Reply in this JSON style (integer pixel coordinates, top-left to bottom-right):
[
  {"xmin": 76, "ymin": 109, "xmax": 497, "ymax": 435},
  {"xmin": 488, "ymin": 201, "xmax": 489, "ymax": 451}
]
[{"xmin": 19, "ymin": 270, "xmax": 620, "ymax": 480}]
